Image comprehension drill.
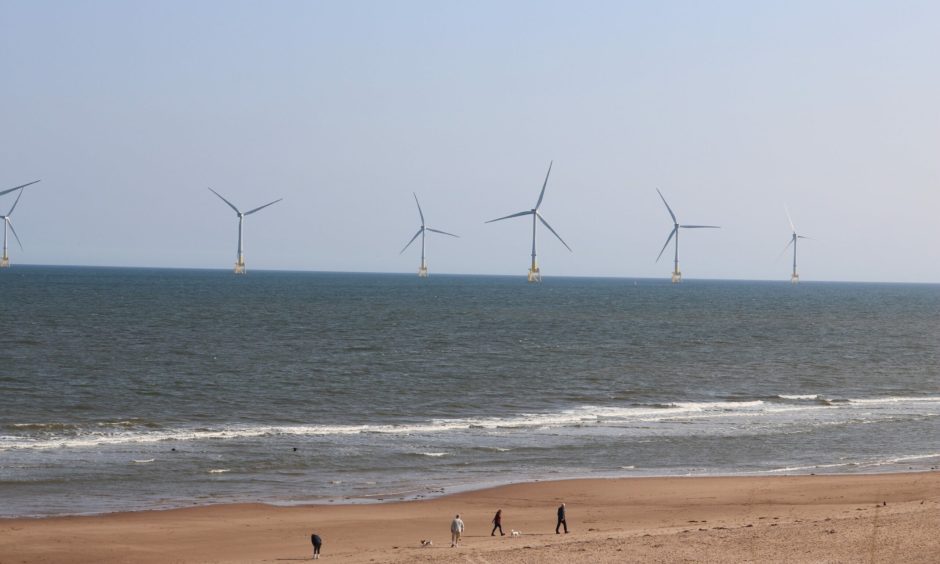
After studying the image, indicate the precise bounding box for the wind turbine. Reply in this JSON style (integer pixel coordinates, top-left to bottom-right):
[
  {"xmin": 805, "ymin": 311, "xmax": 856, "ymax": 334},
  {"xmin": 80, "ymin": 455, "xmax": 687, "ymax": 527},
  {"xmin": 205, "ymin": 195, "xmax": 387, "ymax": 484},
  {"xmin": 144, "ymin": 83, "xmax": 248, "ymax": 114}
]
[
  {"xmin": 486, "ymin": 161, "xmax": 571, "ymax": 283},
  {"xmin": 782, "ymin": 206, "xmax": 810, "ymax": 284},
  {"xmin": 655, "ymin": 189, "xmax": 719, "ymax": 283},
  {"xmin": 0, "ymin": 188, "xmax": 28, "ymax": 268},
  {"xmin": 208, "ymin": 188, "xmax": 282, "ymax": 274},
  {"xmin": 400, "ymin": 193, "xmax": 459, "ymax": 277},
  {"xmin": 0, "ymin": 180, "xmax": 40, "ymax": 268}
]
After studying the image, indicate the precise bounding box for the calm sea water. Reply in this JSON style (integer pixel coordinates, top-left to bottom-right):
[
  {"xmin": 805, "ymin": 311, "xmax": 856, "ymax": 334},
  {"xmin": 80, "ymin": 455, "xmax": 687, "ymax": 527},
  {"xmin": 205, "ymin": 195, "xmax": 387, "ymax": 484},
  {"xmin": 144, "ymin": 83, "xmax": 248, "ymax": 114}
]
[{"xmin": 1, "ymin": 267, "xmax": 939, "ymax": 517}]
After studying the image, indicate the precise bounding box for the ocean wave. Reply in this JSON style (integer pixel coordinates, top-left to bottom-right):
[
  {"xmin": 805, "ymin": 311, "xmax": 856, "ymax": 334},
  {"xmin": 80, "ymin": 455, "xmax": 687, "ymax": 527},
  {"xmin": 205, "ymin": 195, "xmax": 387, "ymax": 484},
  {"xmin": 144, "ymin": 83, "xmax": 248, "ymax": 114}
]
[{"xmin": 3, "ymin": 395, "xmax": 939, "ymax": 451}]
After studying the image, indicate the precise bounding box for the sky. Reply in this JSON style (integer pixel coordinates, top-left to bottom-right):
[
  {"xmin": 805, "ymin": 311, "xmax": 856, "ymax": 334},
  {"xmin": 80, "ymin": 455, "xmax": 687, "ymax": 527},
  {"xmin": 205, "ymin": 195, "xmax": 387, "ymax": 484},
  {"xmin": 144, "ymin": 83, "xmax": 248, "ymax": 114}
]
[{"xmin": 1, "ymin": 1, "xmax": 938, "ymax": 282}]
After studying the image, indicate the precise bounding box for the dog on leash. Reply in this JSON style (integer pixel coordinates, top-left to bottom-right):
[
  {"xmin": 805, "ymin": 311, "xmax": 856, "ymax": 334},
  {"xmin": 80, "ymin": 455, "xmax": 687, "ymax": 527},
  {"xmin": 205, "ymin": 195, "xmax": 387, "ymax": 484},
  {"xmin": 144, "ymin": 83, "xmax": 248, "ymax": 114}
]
[
  {"xmin": 510, "ymin": 530, "xmax": 521, "ymax": 537},
  {"xmin": 420, "ymin": 539, "xmax": 433, "ymax": 547}
]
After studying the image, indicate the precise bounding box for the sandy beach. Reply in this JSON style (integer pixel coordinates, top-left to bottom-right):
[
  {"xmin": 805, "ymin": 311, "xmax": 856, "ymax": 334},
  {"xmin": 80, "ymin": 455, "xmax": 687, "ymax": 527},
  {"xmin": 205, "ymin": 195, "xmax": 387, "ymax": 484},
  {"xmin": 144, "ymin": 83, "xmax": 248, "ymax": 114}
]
[{"xmin": 2, "ymin": 472, "xmax": 939, "ymax": 563}]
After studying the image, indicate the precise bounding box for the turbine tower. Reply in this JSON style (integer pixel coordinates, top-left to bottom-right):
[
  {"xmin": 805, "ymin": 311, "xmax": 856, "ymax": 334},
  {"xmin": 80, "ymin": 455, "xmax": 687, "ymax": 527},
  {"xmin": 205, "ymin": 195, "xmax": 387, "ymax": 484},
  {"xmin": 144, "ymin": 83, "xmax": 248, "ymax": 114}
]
[
  {"xmin": 486, "ymin": 161, "xmax": 571, "ymax": 282},
  {"xmin": 0, "ymin": 180, "xmax": 40, "ymax": 269},
  {"xmin": 655, "ymin": 188, "xmax": 719, "ymax": 283},
  {"xmin": 782, "ymin": 206, "xmax": 810, "ymax": 284},
  {"xmin": 209, "ymin": 188, "xmax": 282, "ymax": 274},
  {"xmin": 400, "ymin": 192, "xmax": 459, "ymax": 277}
]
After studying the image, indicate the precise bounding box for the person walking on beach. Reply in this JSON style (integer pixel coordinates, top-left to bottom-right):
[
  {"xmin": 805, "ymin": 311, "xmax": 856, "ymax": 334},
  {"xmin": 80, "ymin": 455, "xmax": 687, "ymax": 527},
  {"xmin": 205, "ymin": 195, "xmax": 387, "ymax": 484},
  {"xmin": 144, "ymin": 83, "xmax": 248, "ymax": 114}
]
[
  {"xmin": 450, "ymin": 514, "xmax": 465, "ymax": 547},
  {"xmin": 555, "ymin": 503, "xmax": 568, "ymax": 534},
  {"xmin": 491, "ymin": 509, "xmax": 505, "ymax": 536},
  {"xmin": 310, "ymin": 533, "xmax": 322, "ymax": 559}
]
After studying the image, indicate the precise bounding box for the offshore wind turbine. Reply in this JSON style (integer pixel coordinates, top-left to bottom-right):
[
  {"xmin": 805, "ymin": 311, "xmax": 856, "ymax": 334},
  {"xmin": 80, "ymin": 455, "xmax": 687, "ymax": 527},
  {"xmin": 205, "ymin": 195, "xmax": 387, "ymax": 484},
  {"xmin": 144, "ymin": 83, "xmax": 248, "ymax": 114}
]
[
  {"xmin": 0, "ymin": 180, "xmax": 40, "ymax": 268},
  {"xmin": 208, "ymin": 188, "xmax": 282, "ymax": 274},
  {"xmin": 486, "ymin": 161, "xmax": 571, "ymax": 283},
  {"xmin": 782, "ymin": 206, "xmax": 810, "ymax": 284},
  {"xmin": 655, "ymin": 189, "xmax": 719, "ymax": 283},
  {"xmin": 400, "ymin": 192, "xmax": 459, "ymax": 277}
]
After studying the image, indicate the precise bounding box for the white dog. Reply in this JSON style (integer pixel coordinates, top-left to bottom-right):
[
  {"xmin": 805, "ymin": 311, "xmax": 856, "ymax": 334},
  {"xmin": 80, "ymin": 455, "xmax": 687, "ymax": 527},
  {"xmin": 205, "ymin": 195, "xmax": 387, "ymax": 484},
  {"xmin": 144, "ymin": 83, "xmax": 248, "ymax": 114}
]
[
  {"xmin": 420, "ymin": 539, "xmax": 433, "ymax": 547},
  {"xmin": 510, "ymin": 530, "xmax": 521, "ymax": 537}
]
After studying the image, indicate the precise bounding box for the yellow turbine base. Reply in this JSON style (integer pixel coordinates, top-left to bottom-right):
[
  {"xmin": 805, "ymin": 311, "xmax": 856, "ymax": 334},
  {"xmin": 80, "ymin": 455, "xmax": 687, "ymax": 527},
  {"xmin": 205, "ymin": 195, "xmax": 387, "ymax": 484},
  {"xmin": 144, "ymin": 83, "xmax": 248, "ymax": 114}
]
[
  {"xmin": 671, "ymin": 270, "xmax": 682, "ymax": 284},
  {"xmin": 0, "ymin": 256, "xmax": 8, "ymax": 268},
  {"xmin": 234, "ymin": 260, "xmax": 246, "ymax": 274},
  {"xmin": 528, "ymin": 267, "xmax": 541, "ymax": 283},
  {"xmin": 418, "ymin": 266, "xmax": 428, "ymax": 278}
]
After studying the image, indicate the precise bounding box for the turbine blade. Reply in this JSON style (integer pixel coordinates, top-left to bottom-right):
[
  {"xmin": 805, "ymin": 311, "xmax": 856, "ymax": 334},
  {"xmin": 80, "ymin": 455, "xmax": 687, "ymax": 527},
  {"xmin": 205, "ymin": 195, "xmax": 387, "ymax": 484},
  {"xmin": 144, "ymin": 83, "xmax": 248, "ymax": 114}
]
[
  {"xmin": 656, "ymin": 188, "xmax": 677, "ymax": 223},
  {"xmin": 535, "ymin": 161, "xmax": 553, "ymax": 209},
  {"xmin": 0, "ymin": 179, "xmax": 40, "ymax": 197},
  {"xmin": 679, "ymin": 225, "xmax": 720, "ymax": 229},
  {"xmin": 798, "ymin": 235, "xmax": 811, "ymax": 240},
  {"xmin": 537, "ymin": 213, "xmax": 572, "ymax": 252},
  {"xmin": 427, "ymin": 228, "xmax": 459, "ymax": 238},
  {"xmin": 6, "ymin": 218, "xmax": 23, "ymax": 251},
  {"xmin": 785, "ymin": 205, "xmax": 796, "ymax": 233},
  {"xmin": 485, "ymin": 210, "xmax": 532, "ymax": 223},
  {"xmin": 244, "ymin": 198, "xmax": 283, "ymax": 215},
  {"xmin": 400, "ymin": 228, "xmax": 423, "ymax": 254},
  {"xmin": 777, "ymin": 238, "xmax": 794, "ymax": 260},
  {"xmin": 655, "ymin": 228, "xmax": 677, "ymax": 262},
  {"xmin": 413, "ymin": 192, "xmax": 425, "ymax": 225},
  {"xmin": 7, "ymin": 188, "xmax": 25, "ymax": 215},
  {"xmin": 208, "ymin": 188, "xmax": 241, "ymax": 214}
]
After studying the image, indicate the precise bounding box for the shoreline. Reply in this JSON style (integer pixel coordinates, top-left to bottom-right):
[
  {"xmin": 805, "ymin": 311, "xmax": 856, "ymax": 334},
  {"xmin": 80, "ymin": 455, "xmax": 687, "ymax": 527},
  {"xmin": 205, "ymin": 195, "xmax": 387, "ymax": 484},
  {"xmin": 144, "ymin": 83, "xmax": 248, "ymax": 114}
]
[
  {"xmin": 6, "ymin": 463, "xmax": 940, "ymax": 520},
  {"xmin": 2, "ymin": 471, "xmax": 939, "ymax": 563}
]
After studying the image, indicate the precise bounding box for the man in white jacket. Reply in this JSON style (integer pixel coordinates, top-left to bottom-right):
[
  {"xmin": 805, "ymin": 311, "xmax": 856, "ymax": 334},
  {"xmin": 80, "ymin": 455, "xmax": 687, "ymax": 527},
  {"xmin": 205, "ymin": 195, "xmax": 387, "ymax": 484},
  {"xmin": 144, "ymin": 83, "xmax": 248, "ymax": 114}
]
[{"xmin": 450, "ymin": 514, "xmax": 465, "ymax": 547}]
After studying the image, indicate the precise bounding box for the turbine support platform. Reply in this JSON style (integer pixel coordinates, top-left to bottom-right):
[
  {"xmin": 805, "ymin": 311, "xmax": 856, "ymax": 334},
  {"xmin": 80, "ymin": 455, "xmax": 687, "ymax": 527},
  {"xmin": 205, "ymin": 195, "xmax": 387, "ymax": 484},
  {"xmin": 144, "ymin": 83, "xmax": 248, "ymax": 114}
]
[
  {"xmin": 234, "ymin": 260, "xmax": 246, "ymax": 274},
  {"xmin": 528, "ymin": 263, "xmax": 541, "ymax": 283},
  {"xmin": 671, "ymin": 270, "xmax": 682, "ymax": 284},
  {"xmin": 418, "ymin": 259, "xmax": 428, "ymax": 278},
  {"xmin": 0, "ymin": 256, "xmax": 9, "ymax": 268},
  {"xmin": 791, "ymin": 273, "xmax": 799, "ymax": 284}
]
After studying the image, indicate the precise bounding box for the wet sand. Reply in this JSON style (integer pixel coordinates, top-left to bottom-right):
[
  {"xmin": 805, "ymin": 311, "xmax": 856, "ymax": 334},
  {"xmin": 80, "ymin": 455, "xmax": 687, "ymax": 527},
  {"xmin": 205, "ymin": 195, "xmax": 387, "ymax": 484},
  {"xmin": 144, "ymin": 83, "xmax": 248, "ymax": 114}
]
[{"xmin": 2, "ymin": 472, "xmax": 939, "ymax": 563}]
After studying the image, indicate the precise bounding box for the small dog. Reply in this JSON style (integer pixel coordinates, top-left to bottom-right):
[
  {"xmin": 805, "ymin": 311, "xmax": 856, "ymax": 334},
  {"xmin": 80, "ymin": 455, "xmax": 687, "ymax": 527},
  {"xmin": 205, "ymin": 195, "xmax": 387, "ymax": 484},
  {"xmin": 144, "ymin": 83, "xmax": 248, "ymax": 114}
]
[
  {"xmin": 510, "ymin": 530, "xmax": 521, "ymax": 537},
  {"xmin": 420, "ymin": 539, "xmax": 433, "ymax": 547}
]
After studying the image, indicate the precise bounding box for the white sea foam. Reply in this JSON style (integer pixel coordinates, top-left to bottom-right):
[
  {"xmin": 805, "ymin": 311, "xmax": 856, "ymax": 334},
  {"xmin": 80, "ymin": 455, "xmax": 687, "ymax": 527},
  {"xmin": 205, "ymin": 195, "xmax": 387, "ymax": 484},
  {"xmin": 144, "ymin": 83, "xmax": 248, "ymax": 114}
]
[
  {"xmin": 208, "ymin": 469, "xmax": 230, "ymax": 474},
  {"xmin": 419, "ymin": 452, "xmax": 449, "ymax": 457},
  {"xmin": 778, "ymin": 394, "xmax": 820, "ymax": 400},
  {"xmin": 131, "ymin": 459, "xmax": 155, "ymax": 464},
  {"xmin": 3, "ymin": 395, "xmax": 939, "ymax": 452}
]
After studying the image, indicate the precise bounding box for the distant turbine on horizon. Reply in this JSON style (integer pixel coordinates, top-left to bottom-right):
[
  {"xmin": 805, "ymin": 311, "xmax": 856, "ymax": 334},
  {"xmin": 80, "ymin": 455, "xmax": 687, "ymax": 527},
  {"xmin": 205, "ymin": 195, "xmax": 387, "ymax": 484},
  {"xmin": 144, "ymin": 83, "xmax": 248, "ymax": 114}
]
[
  {"xmin": 208, "ymin": 188, "xmax": 282, "ymax": 274},
  {"xmin": 0, "ymin": 184, "xmax": 37, "ymax": 268},
  {"xmin": 782, "ymin": 205, "xmax": 810, "ymax": 284},
  {"xmin": 655, "ymin": 189, "xmax": 719, "ymax": 283},
  {"xmin": 486, "ymin": 161, "xmax": 572, "ymax": 283},
  {"xmin": 400, "ymin": 193, "xmax": 459, "ymax": 278}
]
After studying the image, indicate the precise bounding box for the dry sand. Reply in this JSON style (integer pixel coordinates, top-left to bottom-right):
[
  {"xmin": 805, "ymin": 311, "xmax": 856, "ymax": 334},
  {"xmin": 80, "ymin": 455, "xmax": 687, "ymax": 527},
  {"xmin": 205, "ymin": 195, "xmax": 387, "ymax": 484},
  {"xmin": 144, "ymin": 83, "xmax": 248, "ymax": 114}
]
[{"xmin": 2, "ymin": 472, "xmax": 939, "ymax": 563}]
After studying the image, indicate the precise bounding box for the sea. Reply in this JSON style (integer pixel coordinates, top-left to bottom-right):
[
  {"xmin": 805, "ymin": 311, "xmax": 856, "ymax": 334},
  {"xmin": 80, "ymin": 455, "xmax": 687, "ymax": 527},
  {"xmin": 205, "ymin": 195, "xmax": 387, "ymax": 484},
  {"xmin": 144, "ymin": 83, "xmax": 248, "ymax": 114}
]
[{"xmin": 1, "ymin": 266, "xmax": 939, "ymax": 517}]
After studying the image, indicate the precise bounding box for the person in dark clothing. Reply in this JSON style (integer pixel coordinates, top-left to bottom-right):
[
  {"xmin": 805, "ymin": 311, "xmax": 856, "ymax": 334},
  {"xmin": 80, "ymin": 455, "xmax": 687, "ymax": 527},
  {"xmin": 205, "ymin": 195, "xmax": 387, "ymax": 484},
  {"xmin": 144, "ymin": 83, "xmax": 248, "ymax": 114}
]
[
  {"xmin": 311, "ymin": 533, "xmax": 322, "ymax": 559},
  {"xmin": 555, "ymin": 503, "xmax": 568, "ymax": 534},
  {"xmin": 491, "ymin": 509, "xmax": 505, "ymax": 536}
]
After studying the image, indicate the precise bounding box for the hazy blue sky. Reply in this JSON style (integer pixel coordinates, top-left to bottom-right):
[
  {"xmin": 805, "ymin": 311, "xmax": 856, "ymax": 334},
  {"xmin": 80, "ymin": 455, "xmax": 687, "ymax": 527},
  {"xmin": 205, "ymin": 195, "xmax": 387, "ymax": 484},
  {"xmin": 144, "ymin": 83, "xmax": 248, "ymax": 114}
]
[{"xmin": 2, "ymin": 1, "xmax": 938, "ymax": 281}]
